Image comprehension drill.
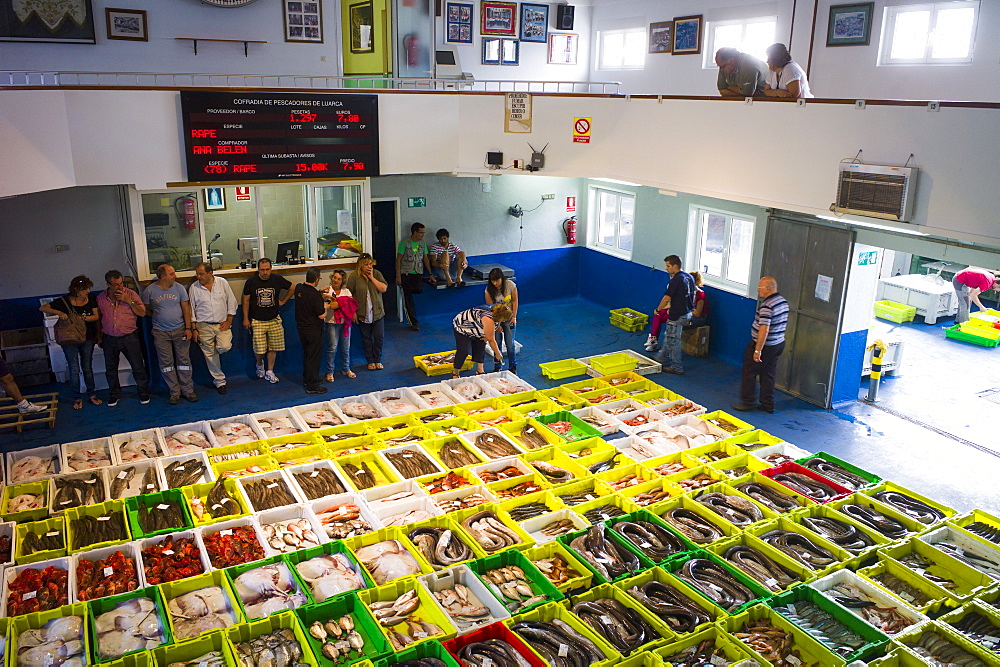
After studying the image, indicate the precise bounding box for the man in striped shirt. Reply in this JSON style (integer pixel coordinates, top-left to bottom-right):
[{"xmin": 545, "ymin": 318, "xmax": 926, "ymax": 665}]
[{"xmin": 733, "ymin": 276, "xmax": 788, "ymax": 414}]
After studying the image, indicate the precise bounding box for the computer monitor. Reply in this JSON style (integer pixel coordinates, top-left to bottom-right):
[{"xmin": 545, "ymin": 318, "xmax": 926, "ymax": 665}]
[
  {"xmin": 237, "ymin": 237, "xmax": 266, "ymax": 262},
  {"xmin": 435, "ymin": 45, "xmax": 465, "ymax": 78},
  {"xmin": 275, "ymin": 240, "xmax": 300, "ymax": 264}
]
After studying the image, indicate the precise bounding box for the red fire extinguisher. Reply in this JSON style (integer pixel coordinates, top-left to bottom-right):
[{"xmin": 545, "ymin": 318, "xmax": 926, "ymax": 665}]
[
  {"xmin": 563, "ymin": 216, "xmax": 577, "ymax": 244},
  {"xmin": 175, "ymin": 195, "xmax": 197, "ymax": 230}
]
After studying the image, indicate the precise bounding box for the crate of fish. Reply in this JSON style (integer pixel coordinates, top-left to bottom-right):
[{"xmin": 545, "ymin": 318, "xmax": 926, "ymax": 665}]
[
  {"xmin": 916, "ymin": 524, "xmax": 1000, "ymax": 582},
  {"xmin": 136, "ymin": 528, "xmax": 211, "ymax": 587},
  {"xmin": 594, "ymin": 462, "xmax": 660, "ymax": 495},
  {"xmin": 346, "ymin": 527, "xmax": 437, "ymax": 590},
  {"xmin": 209, "ymin": 451, "xmax": 276, "ymax": 482},
  {"xmin": 64, "ymin": 499, "xmax": 131, "ymax": 555},
  {"xmin": 198, "ymin": 515, "xmax": 270, "ymax": 570},
  {"xmin": 404, "ymin": 514, "xmax": 488, "ymax": 572},
  {"xmin": 181, "ymin": 477, "xmax": 250, "ymax": 528},
  {"xmin": 417, "ymin": 468, "xmax": 482, "ymax": 498},
  {"xmin": 517, "ymin": 507, "xmax": 591, "ymax": 545},
  {"xmin": 520, "ymin": 448, "xmax": 590, "ymax": 488},
  {"xmin": 705, "ymin": 533, "xmax": 812, "ymax": 595},
  {"xmin": 9, "ymin": 601, "xmax": 90, "ymax": 664},
  {"xmin": 856, "ymin": 556, "xmax": 963, "ymax": 616},
  {"xmin": 453, "ymin": 504, "xmax": 537, "ymax": 554},
  {"xmin": 610, "ymin": 307, "xmax": 649, "ymax": 330},
  {"xmin": 760, "ymin": 461, "xmax": 854, "ymax": 505},
  {"xmin": 892, "ymin": 620, "xmax": 998, "ymax": 666},
  {"xmin": 236, "ymin": 469, "xmax": 307, "ymax": 515},
  {"xmin": 795, "ymin": 452, "xmax": 882, "ymax": 491},
  {"xmin": 7, "ymin": 444, "xmax": 62, "ymax": 485},
  {"xmin": 256, "ymin": 504, "xmax": 327, "ymax": 558},
  {"xmin": 606, "ymin": 508, "xmax": 698, "ymax": 565},
  {"xmin": 271, "ymin": 443, "xmax": 335, "ymax": 472},
  {"xmin": 376, "ymin": 495, "xmax": 446, "ymax": 530},
  {"xmin": 539, "ymin": 358, "xmax": 589, "ymax": 380},
  {"xmin": 880, "ymin": 535, "xmax": 996, "ymax": 601},
  {"xmin": 335, "ymin": 395, "xmax": 386, "ymax": 423},
  {"xmin": 861, "ymin": 481, "xmax": 957, "ymax": 528},
  {"xmin": 2, "ymin": 480, "xmax": 50, "ymax": 523},
  {"xmin": 654, "ymin": 625, "xmax": 756, "ymax": 664},
  {"xmin": 418, "ymin": 563, "xmax": 511, "ymax": 636},
  {"xmin": 505, "ymin": 600, "xmax": 622, "ymax": 666},
  {"xmin": 47, "ymin": 469, "xmax": 110, "ymax": 516},
  {"xmin": 15, "ymin": 516, "xmax": 67, "ymax": 565},
  {"xmin": 569, "ymin": 581, "xmax": 676, "ymax": 654},
  {"xmin": 522, "ymin": 540, "xmax": 592, "ymax": 594},
  {"xmin": 648, "ymin": 494, "xmax": 743, "ymax": 547},
  {"xmin": 558, "ymin": 522, "xmax": 655, "ymax": 586},
  {"xmin": 225, "ymin": 555, "xmax": 312, "ymax": 621},
  {"xmin": 421, "ymin": 436, "xmax": 484, "ymax": 472},
  {"xmin": 945, "ymin": 322, "xmax": 1000, "ymax": 347},
  {"xmin": 793, "ymin": 502, "xmax": 894, "ymax": 560},
  {"xmin": 2, "ymin": 555, "xmax": 75, "ymax": 619},
  {"xmin": 937, "ymin": 598, "xmax": 1000, "ymax": 657},
  {"xmin": 372, "ymin": 389, "xmax": 432, "ymax": 419},
  {"xmin": 285, "ymin": 461, "xmax": 351, "ymax": 504},
  {"xmin": 706, "ymin": 453, "xmax": 775, "ymax": 485},
  {"xmin": 358, "ymin": 578, "xmax": 458, "ymax": 653},
  {"xmin": 124, "ymin": 489, "xmax": 193, "ymax": 540},
  {"xmin": 744, "ymin": 515, "xmax": 855, "ymax": 581},
  {"xmin": 88, "ymin": 585, "xmax": 172, "ymax": 662},
  {"xmin": 717, "ymin": 429, "xmax": 781, "ymax": 455},
  {"xmin": 0, "ymin": 520, "xmax": 13, "ymax": 568},
  {"xmin": 414, "ymin": 350, "xmax": 473, "ymax": 376},
  {"xmin": 106, "ymin": 460, "xmax": 165, "ymax": 500},
  {"xmin": 150, "ymin": 627, "xmax": 237, "ymax": 667},
  {"xmin": 416, "ymin": 416, "xmax": 474, "ymax": 443},
  {"xmin": 618, "ymin": 478, "xmax": 684, "ymax": 510},
  {"xmin": 558, "ymin": 435, "xmax": 622, "ymax": 467},
  {"xmin": 160, "ymin": 422, "xmax": 215, "ymax": 456},
  {"xmin": 442, "ymin": 620, "xmax": 549, "ymax": 667},
  {"xmin": 294, "ymin": 400, "xmax": 351, "ymax": 431},
  {"xmin": 73, "ymin": 541, "xmax": 144, "ymax": 603},
  {"xmin": 285, "ymin": 540, "xmax": 373, "ymax": 605},
  {"xmin": 571, "ymin": 492, "xmax": 641, "ymax": 525},
  {"xmin": 947, "ymin": 508, "xmax": 1000, "ymax": 550},
  {"xmin": 810, "ymin": 568, "xmax": 930, "ymax": 638},
  {"xmin": 731, "ymin": 471, "xmax": 818, "ymax": 517},
  {"xmin": 411, "ymin": 383, "xmax": 465, "ymax": 410},
  {"xmin": 506, "ymin": 398, "xmax": 561, "ymax": 422},
  {"xmin": 159, "ymin": 568, "xmax": 244, "ymax": 644},
  {"xmin": 335, "ymin": 452, "xmax": 402, "ymax": 493},
  {"xmin": 378, "ymin": 442, "xmax": 443, "ymax": 481},
  {"xmin": 534, "ymin": 410, "xmax": 603, "ymax": 443},
  {"xmin": 618, "ymin": 564, "xmax": 728, "ymax": 637},
  {"xmin": 60, "ymin": 437, "xmax": 116, "ymax": 472},
  {"xmin": 295, "ymin": 590, "xmax": 392, "ymax": 666},
  {"xmin": 110, "ymin": 429, "xmax": 166, "ymax": 465},
  {"xmin": 689, "ymin": 481, "xmax": 782, "ymax": 532},
  {"xmin": 226, "ymin": 609, "xmax": 317, "ymax": 665},
  {"xmin": 829, "ymin": 492, "xmax": 926, "ymax": 543},
  {"xmin": 661, "ymin": 550, "xmax": 773, "ymax": 615},
  {"xmin": 376, "ymin": 639, "xmax": 460, "ymax": 667}
]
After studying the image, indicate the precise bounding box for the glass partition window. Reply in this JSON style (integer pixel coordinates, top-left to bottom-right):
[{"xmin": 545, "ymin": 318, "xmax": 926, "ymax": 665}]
[
  {"xmin": 140, "ymin": 192, "xmax": 203, "ymax": 275},
  {"xmin": 201, "ymin": 188, "xmax": 259, "ymax": 268},
  {"xmin": 260, "ymin": 184, "xmax": 308, "ymax": 265},
  {"xmin": 315, "ymin": 184, "xmax": 363, "ymax": 259}
]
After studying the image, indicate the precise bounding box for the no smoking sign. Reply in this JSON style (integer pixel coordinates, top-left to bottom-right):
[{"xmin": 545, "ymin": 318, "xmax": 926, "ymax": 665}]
[{"xmin": 573, "ymin": 117, "xmax": 591, "ymax": 143}]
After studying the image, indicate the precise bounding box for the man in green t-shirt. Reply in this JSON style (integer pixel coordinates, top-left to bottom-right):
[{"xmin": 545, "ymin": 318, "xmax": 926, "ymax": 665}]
[
  {"xmin": 395, "ymin": 222, "xmax": 436, "ymax": 330},
  {"xmin": 715, "ymin": 47, "xmax": 768, "ymax": 97}
]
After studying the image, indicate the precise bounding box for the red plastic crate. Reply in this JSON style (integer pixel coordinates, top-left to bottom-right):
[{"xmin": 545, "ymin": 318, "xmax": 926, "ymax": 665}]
[
  {"xmin": 443, "ymin": 621, "xmax": 547, "ymax": 667},
  {"xmin": 759, "ymin": 461, "xmax": 852, "ymax": 503}
]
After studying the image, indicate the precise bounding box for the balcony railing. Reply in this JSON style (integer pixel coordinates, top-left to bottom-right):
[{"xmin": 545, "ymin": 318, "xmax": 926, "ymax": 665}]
[{"xmin": 0, "ymin": 70, "xmax": 622, "ymax": 95}]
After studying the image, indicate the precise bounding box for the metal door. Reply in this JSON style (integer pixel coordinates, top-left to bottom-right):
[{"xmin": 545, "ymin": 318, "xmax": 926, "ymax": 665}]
[
  {"xmin": 761, "ymin": 215, "xmax": 854, "ymax": 408},
  {"xmin": 371, "ymin": 199, "xmax": 400, "ymax": 321}
]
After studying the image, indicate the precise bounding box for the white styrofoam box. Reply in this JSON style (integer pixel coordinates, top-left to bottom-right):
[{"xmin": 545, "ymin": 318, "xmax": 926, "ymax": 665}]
[
  {"xmin": 379, "ymin": 444, "xmax": 445, "ymax": 480},
  {"xmin": 80, "ymin": 345, "xmax": 135, "ymax": 393},
  {"xmin": 520, "ymin": 509, "xmax": 590, "ymax": 545},
  {"xmin": 361, "ymin": 480, "xmax": 428, "ymax": 509},
  {"xmin": 294, "ymin": 401, "xmax": 349, "ymax": 430},
  {"xmin": 461, "ymin": 427, "xmax": 525, "ymax": 461},
  {"xmin": 160, "ymin": 422, "xmax": 214, "ymax": 455},
  {"xmin": 54, "ymin": 369, "xmax": 69, "ymax": 383},
  {"xmin": 111, "ymin": 429, "xmax": 166, "ymax": 464},
  {"xmin": 106, "ymin": 460, "xmax": 165, "ymax": 498},
  {"xmin": 0, "ymin": 521, "xmax": 14, "ymax": 568},
  {"xmin": 310, "ymin": 493, "xmax": 382, "ymax": 542},
  {"xmin": 136, "ymin": 530, "xmax": 212, "ymax": 584},
  {"xmin": 72, "ymin": 541, "xmax": 147, "ymax": 597},
  {"xmin": 333, "ymin": 394, "xmax": 384, "ymax": 421},
  {"xmin": 251, "ymin": 408, "xmax": 309, "ymax": 439},
  {"xmin": 811, "ymin": 568, "xmax": 928, "ymax": 636},
  {"xmin": 593, "ymin": 398, "xmax": 649, "ymax": 417},
  {"xmin": 236, "ymin": 469, "xmax": 305, "ymax": 514},
  {"xmin": 206, "ymin": 414, "xmax": 263, "ymax": 448},
  {"xmin": 60, "ymin": 437, "xmax": 116, "ymax": 472},
  {"xmin": 615, "ymin": 408, "xmax": 670, "ymax": 435},
  {"xmin": 374, "ymin": 495, "xmax": 443, "ymax": 528},
  {"xmin": 284, "ymin": 460, "xmax": 351, "ymax": 502},
  {"xmin": 443, "ymin": 376, "xmax": 497, "ymax": 402},
  {"xmin": 570, "ymin": 406, "xmax": 623, "ymax": 436},
  {"xmin": 157, "ymin": 451, "xmax": 213, "ymax": 489},
  {"xmin": 48, "ymin": 468, "xmax": 110, "ymax": 515},
  {"xmin": 1, "ymin": 556, "xmax": 75, "ymax": 619},
  {"xmin": 407, "ymin": 382, "xmax": 463, "ymax": 408},
  {"xmin": 580, "ymin": 349, "xmax": 662, "ymax": 377},
  {"xmin": 48, "ymin": 343, "xmax": 67, "ymax": 372},
  {"xmin": 616, "ymin": 434, "xmax": 682, "ymax": 462},
  {"xmin": 655, "ymin": 399, "xmax": 708, "ymax": 421},
  {"xmin": 418, "ymin": 564, "xmax": 511, "ymax": 635},
  {"xmin": 371, "ymin": 388, "xmax": 430, "ymax": 418},
  {"xmin": 751, "ymin": 442, "xmax": 812, "ymax": 465},
  {"xmin": 918, "ymin": 526, "xmax": 1000, "ymax": 581},
  {"xmin": 256, "ymin": 503, "xmax": 328, "ymax": 557},
  {"xmin": 431, "ymin": 485, "xmax": 498, "ymax": 514},
  {"xmin": 7, "ymin": 444, "xmax": 62, "ymax": 484},
  {"xmin": 469, "ymin": 456, "xmax": 533, "ymax": 483},
  {"xmin": 478, "ymin": 371, "xmax": 535, "ymax": 396},
  {"xmin": 195, "ymin": 516, "xmax": 269, "ymax": 570}
]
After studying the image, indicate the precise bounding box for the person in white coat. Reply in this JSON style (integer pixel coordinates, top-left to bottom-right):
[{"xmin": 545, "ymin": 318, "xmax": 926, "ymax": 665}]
[{"xmin": 763, "ymin": 43, "xmax": 813, "ymax": 99}]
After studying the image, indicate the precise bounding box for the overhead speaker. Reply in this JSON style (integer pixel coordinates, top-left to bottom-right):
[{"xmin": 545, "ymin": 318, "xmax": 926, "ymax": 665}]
[{"xmin": 556, "ymin": 5, "xmax": 575, "ymax": 30}]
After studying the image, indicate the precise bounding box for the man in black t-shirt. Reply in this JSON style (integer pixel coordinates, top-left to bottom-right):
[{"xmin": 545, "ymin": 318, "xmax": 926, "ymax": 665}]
[
  {"xmin": 294, "ymin": 267, "xmax": 329, "ymax": 394},
  {"xmin": 241, "ymin": 259, "xmax": 293, "ymax": 384},
  {"xmin": 660, "ymin": 254, "xmax": 696, "ymax": 375}
]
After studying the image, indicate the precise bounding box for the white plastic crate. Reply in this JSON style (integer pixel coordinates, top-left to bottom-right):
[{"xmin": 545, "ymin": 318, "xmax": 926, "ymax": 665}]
[
  {"xmin": 284, "ymin": 460, "xmax": 351, "ymax": 502},
  {"xmin": 136, "ymin": 530, "xmax": 212, "ymax": 585},
  {"xmin": 333, "ymin": 394, "xmax": 384, "ymax": 422},
  {"xmin": 0, "ymin": 521, "xmax": 14, "ymax": 569},
  {"xmin": 378, "ymin": 443, "xmax": 445, "ymax": 480},
  {"xmin": 236, "ymin": 469, "xmax": 305, "ymax": 514},
  {"xmin": 477, "ymin": 370, "xmax": 535, "ymax": 396},
  {"xmin": 1, "ymin": 556, "xmax": 75, "ymax": 619},
  {"xmin": 519, "ymin": 509, "xmax": 589, "ymax": 544},
  {"xmin": 160, "ymin": 422, "xmax": 214, "ymax": 455},
  {"xmin": 157, "ymin": 451, "xmax": 213, "ymax": 489},
  {"xmin": 443, "ymin": 375, "xmax": 498, "ymax": 402},
  {"xmin": 570, "ymin": 406, "xmax": 624, "ymax": 436},
  {"xmin": 111, "ymin": 429, "xmax": 166, "ymax": 463},
  {"xmin": 461, "ymin": 428, "xmax": 526, "ymax": 461},
  {"xmin": 256, "ymin": 504, "xmax": 329, "ymax": 557},
  {"xmin": 207, "ymin": 415, "xmax": 263, "ymax": 448},
  {"xmin": 105, "ymin": 460, "xmax": 165, "ymax": 498},
  {"xmin": 48, "ymin": 469, "xmax": 110, "ymax": 515},
  {"xmin": 60, "ymin": 437, "xmax": 116, "ymax": 472},
  {"xmin": 251, "ymin": 408, "xmax": 308, "ymax": 439},
  {"xmin": 811, "ymin": 568, "xmax": 928, "ymax": 636},
  {"xmin": 294, "ymin": 401, "xmax": 349, "ymax": 430},
  {"xmin": 371, "ymin": 388, "xmax": 430, "ymax": 418},
  {"xmin": 360, "ymin": 479, "xmax": 428, "ymax": 509},
  {"xmin": 72, "ymin": 541, "xmax": 147, "ymax": 599},
  {"xmin": 309, "ymin": 492, "xmax": 382, "ymax": 541},
  {"xmin": 431, "ymin": 485, "xmax": 498, "ymax": 514},
  {"xmin": 407, "ymin": 382, "xmax": 464, "ymax": 408},
  {"xmin": 374, "ymin": 495, "xmax": 443, "ymax": 528},
  {"xmin": 7, "ymin": 444, "xmax": 61, "ymax": 484},
  {"xmin": 195, "ymin": 515, "xmax": 269, "ymax": 570}
]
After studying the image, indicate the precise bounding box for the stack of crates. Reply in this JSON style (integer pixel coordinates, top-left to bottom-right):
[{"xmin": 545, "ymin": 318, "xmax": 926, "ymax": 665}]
[
  {"xmin": 609, "ymin": 307, "xmax": 648, "ymax": 332},
  {"xmin": 1, "ymin": 328, "xmax": 51, "ymax": 387}
]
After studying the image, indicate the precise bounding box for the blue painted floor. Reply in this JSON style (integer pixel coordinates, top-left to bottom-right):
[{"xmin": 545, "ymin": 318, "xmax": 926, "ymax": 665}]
[{"xmin": 5, "ymin": 297, "xmax": 1000, "ymax": 515}]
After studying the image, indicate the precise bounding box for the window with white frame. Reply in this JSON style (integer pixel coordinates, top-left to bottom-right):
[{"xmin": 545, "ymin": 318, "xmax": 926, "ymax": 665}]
[
  {"xmin": 880, "ymin": 1, "xmax": 979, "ymax": 65},
  {"xmin": 688, "ymin": 206, "xmax": 755, "ymax": 294},
  {"xmin": 703, "ymin": 16, "xmax": 777, "ymax": 68},
  {"xmin": 598, "ymin": 28, "xmax": 646, "ymax": 70},
  {"xmin": 589, "ymin": 186, "xmax": 635, "ymax": 258}
]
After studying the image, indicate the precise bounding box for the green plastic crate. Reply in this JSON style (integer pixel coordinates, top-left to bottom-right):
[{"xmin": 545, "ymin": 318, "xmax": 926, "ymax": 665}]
[
  {"xmin": 539, "ymin": 358, "xmax": 589, "ymax": 380},
  {"xmin": 945, "ymin": 323, "xmax": 1000, "ymax": 347},
  {"xmin": 151, "ymin": 628, "xmax": 236, "ymax": 667},
  {"xmin": 590, "ymin": 352, "xmax": 639, "ymax": 375},
  {"xmin": 558, "ymin": 524, "xmax": 656, "ymax": 585},
  {"xmin": 88, "ymin": 586, "xmax": 173, "ymax": 663},
  {"xmin": 294, "ymin": 591, "xmax": 392, "ymax": 667},
  {"xmin": 466, "ymin": 548, "xmax": 563, "ymax": 614},
  {"xmin": 874, "ymin": 300, "xmax": 916, "ymax": 323},
  {"xmin": 606, "ymin": 508, "xmax": 698, "ymax": 565},
  {"xmin": 660, "ymin": 549, "xmax": 773, "ymax": 615},
  {"xmin": 568, "ymin": 582, "xmax": 675, "ymax": 652},
  {"xmin": 283, "ymin": 540, "xmax": 374, "ymax": 605},
  {"xmin": 616, "ymin": 566, "xmax": 726, "ymax": 636},
  {"xmin": 795, "ymin": 451, "xmax": 882, "ymax": 490},
  {"xmin": 376, "ymin": 639, "xmax": 460, "ymax": 667},
  {"xmin": 535, "ymin": 411, "xmax": 603, "ymax": 443},
  {"xmin": 125, "ymin": 489, "xmax": 194, "ymax": 540}
]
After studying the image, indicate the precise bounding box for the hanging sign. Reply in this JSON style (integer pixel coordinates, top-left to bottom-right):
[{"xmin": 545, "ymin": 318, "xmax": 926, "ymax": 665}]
[
  {"xmin": 235, "ymin": 187, "xmax": 251, "ymax": 201},
  {"xmin": 573, "ymin": 117, "xmax": 591, "ymax": 143},
  {"xmin": 505, "ymin": 93, "xmax": 532, "ymax": 133}
]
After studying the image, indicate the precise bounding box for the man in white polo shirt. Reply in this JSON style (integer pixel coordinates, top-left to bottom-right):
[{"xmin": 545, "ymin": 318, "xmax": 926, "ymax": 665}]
[{"xmin": 189, "ymin": 261, "xmax": 238, "ymax": 394}]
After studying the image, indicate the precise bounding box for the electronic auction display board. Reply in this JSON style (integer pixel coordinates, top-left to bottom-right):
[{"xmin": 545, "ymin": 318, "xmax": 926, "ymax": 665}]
[{"xmin": 180, "ymin": 91, "xmax": 379, "ymax": 181}]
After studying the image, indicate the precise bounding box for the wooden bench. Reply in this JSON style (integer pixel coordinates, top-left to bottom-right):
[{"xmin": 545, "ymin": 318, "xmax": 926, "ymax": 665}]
[{"xmin": 0, "ymin": 393, "xmax": 58, "ymax": 433}]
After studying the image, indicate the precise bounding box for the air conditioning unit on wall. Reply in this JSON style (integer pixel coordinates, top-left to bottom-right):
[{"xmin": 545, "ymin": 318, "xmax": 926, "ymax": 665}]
[{"xmin": 834, "ymin": 163, "xmax": 918, "ymax": 222}]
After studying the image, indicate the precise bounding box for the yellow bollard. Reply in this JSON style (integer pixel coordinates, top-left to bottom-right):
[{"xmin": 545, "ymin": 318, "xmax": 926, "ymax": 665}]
[{"xmin": 865, "ymin": 339, "xmax": 888, "ymax": 402}]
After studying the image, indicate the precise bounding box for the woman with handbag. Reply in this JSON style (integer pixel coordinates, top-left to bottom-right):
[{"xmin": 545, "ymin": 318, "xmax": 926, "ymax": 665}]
[{"xmin": 40, "ymin": 275, "xmax": 102, "ymax": 409}]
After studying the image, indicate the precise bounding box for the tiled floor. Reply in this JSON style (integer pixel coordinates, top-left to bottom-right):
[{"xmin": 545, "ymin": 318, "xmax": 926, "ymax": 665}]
[{"xmin": 5, "ymin": 297, "xmax": 999, "ymax": 515}]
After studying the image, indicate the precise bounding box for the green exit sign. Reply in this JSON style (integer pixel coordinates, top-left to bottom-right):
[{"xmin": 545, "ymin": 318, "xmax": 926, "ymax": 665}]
[
  {"xmin": 858, "ymin": 251, "xmax": 878, "ymax": 266},
  {"xmin": 407, "ymin": 197, "xmax": 426, "ymax": 208}
]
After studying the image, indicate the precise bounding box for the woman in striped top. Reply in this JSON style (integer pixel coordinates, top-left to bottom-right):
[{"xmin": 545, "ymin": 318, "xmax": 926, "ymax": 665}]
[{"xmin": 451, "ymin": 302, "xmax": 513, "ymax": 378}]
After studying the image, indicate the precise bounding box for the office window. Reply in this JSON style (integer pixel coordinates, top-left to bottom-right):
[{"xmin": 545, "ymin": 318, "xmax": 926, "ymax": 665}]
[
  {"xmin": 880, "ymin": 1, "xmax": 979, "ymax": 65},
  {"xmin": 703, "ymin": 16, "xmax": 777, "ymax": 68},
  {"xmin": 598, "ymin": 28, "xmax": 646, "ymax": 70},
  {"xmin": 689, "ymin": 206, "xmax": 755, "ymax": 293},
  {"xmin": 589, "ymin": 187, "xmax": 635, "ymax": 258}
]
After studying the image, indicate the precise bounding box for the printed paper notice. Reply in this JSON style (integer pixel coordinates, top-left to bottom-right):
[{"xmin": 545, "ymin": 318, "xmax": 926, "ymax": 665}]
[
  {"xmin": 505, "ymin": 93, "xmax": 532, "ymax": 133},
  {"xmin": 337, "ymin": 210, "xmax": 354, "ymax": 233},
  {"xmin": 815, "ymin": 274, "xmax": 833, "ymax": 302}
]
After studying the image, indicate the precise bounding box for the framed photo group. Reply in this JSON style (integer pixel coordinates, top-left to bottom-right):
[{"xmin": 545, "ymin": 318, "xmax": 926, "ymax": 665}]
[
  {"xmin": 460, "ymin": 1, "xmax": 577, "ymax": 65},
  {"xmin": 647, "ymin": 14, "xmax": 703, "ymax": 55}
]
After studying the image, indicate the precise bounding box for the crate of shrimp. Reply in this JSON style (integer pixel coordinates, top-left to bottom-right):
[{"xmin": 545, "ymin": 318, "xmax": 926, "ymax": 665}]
[
  {"xmin": 609, "ymin": 308, "xmax": 649, "ymax": 332},
  {"xmin": 414, "ymin": 350, "xmax": 473, "ymax": 376}
]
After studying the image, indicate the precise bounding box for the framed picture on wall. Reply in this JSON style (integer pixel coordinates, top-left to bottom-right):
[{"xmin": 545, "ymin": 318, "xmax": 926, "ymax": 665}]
[
  {"xmin": 501, "ymin": 38, "xmax": 519, "ymax": 64},
  {"xmin": 106, "ymin": 8, "xmax": 147, "ymax": 42},
  {"xmin": 283, "ymin": 0, "xmax": 323, "ymax": 43},
  {"xmin": 204, "ymin": 188, "xmax": 226, "ymax": 212},
  {"xmin": 0, "ymin": 0, "xmax": 96, "ymax": 43},
  {"xmin": 482, "ymin": 36, "xmax": 501, "ymax": 64},
  {"xmin": 349, "ymin": 1, "xmax": 374, "ymax": 53},
  {"xmin": 446, "ymin": 1, "xmax": 473, "ymax": 43},
  {"xmin": 648, "ymin": 21, "xmax": 672, "ymax": 54},
  {"xmin": 827, "ymin": 2, "xmax": 874, "ymax": 46},
  {"xmin": 520, "ymin": 3, "xmax": 548, "ymax": 43},
  {"xmin": 481, "ymin": 1, "xmax": 516, "ymax": 36},
  {"xmin": 547, "ymin": 33, "xmax": 578, "ymax": 65},
  {"xmin": 671, "ymin": 15, "xmax": 702, "ymax": 55}
]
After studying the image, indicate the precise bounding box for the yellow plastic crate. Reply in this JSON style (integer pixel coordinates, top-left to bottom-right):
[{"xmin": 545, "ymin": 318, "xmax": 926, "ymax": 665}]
[
  {"xmin": 874, "ymin": 300, "xmax": 917, "ymax": 323},
  {"xmin": 414, "ymin": 351, "xmax": 473, "ymax": 376},
  {"xmin": 590, "ymin": 352, "xmax": 638, "ymax": 376}
]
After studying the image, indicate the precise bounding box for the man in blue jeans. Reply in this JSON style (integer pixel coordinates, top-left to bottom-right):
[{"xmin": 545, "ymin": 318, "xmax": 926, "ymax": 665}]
[{"xmin": 659, "ymin": 254, "xmax": 696, "ymax": 375}]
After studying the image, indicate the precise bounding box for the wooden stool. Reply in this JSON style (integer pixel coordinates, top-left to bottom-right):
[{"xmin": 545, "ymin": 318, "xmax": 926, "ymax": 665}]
[
  {"xmin": 682, "ymin": 326, "xmax": 710, "ymax": 358},
  {"xmin": 0, "ymin": 393, "xmax": 58, "ymax": 433}
]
